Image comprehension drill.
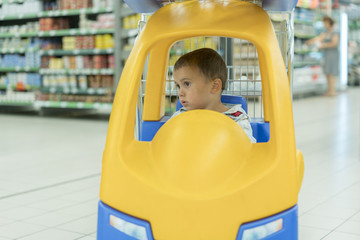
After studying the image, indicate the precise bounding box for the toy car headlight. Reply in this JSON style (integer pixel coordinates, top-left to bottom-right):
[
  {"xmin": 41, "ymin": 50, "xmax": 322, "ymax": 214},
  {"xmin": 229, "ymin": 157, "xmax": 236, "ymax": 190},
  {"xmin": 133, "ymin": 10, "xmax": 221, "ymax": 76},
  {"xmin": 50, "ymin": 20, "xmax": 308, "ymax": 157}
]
[
  {"xmin": 110, "ymin": 214, "xmax": 149, "ymax": 240},
  {"xmin": 241, "ymin": 218, "xmax": 283, "ymax": 240}
]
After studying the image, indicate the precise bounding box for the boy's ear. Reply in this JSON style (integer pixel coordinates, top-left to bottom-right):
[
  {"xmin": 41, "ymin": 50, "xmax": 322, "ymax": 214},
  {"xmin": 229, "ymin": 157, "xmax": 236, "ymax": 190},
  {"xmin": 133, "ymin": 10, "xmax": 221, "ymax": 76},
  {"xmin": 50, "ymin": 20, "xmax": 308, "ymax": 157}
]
[{"xmin": 210, "ymin": 78, "xmax": 223, "ymax": 94}]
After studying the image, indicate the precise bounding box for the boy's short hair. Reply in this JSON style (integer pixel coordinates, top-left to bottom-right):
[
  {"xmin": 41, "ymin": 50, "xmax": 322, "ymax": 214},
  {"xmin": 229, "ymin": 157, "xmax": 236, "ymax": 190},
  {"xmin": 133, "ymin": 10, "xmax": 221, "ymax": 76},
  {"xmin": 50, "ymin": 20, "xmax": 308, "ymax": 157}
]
[
  {"xmin": 174, "ymin": 48, "xmax": 227, "ymax": 90},
  {"xmin": 323, "ymin": 16, "xmax": 335, "ymax": 26}
]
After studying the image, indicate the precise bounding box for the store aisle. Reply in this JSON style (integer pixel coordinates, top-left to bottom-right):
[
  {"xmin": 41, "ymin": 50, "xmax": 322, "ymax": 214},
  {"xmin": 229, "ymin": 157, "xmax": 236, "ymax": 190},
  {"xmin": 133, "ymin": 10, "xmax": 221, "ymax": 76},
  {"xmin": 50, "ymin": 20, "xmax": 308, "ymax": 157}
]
[
  {"xmin": 295, "ymin": 88, "xmax": 360, "ymax": 240},
  {"xmin": 0, "ymin": 88, "xmax": 359, "ymax": 240},
  {"xmin": 0, "ymin": 116, "xmax": 107, "ymax": 240}
]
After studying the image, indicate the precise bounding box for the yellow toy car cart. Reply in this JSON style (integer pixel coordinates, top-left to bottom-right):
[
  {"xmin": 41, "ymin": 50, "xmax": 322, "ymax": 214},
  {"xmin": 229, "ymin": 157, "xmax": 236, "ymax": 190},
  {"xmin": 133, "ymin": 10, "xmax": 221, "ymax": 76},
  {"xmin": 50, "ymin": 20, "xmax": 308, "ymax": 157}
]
[{"xmin": 97, "ymin": 1, "xmax": 304, "ymax": 239}]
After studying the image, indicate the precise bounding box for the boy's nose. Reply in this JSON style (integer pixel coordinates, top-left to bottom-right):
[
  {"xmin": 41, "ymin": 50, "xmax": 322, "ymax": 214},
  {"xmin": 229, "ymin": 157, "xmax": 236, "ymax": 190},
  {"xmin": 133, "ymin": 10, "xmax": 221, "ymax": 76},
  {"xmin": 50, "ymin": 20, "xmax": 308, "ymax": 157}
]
[{"xmin": 179, "ymin": 89, "xmax": 184, "ymax": 97}]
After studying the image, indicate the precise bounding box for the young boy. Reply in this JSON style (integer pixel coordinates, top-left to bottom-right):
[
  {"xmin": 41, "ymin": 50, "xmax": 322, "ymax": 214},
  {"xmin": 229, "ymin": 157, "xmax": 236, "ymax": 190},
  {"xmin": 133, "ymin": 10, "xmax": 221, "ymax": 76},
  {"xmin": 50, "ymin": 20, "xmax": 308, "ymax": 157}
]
[{"xmin": 171, "ymin": 48, "xmax": 256, "ymax": 143}]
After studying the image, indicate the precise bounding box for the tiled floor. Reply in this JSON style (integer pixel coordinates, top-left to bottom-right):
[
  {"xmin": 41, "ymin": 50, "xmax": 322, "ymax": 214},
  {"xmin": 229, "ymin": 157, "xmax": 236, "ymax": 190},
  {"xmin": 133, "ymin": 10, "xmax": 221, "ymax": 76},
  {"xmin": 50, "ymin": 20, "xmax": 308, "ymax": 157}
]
[
  {"xmin": 294, "ymin": 87, "xmax": 360, "ymax": 240},
  {"xmin": 0, "ymin": 87, "xmax": 359, "ymax": 240}
]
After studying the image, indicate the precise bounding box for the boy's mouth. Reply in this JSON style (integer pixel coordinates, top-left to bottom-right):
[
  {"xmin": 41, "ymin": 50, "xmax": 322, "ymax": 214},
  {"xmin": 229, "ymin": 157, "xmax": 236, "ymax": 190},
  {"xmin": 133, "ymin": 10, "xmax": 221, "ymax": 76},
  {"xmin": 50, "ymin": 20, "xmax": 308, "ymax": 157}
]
[{"xmin": 180, "ymin": 100, "xmax": 188, "ymax": 106}]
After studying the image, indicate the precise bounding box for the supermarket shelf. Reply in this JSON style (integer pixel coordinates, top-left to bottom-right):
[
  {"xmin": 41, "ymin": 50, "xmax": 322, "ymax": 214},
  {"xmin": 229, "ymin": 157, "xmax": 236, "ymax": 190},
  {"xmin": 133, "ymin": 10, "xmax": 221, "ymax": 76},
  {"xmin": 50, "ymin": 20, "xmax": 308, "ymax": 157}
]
[
  {"xmin": 1, "ymin": 48, "xmax": 39, "ymax": 54},
  {"xmin": 0, "ymin": 32, "xmax": 38, "ymax": 38},
  {"xmin": 39, "ymin": 68, "xmax": 114, "ymax": 75},
  {"xmin": 0, "ymin": 101, "xmax": 34, "ymax": 106},
  {"xmin": 294, "ymin": 61, "xmax": 321, "ymax": 68},
  {"xmin": 0, "ymin": 99, "xmax": 113, "ymax": 111},
  {"xmin": 295, "ymin": 4, "xmax": 317, "ymax": 10},
  {"xmin": 294, "ymin": 33, "xmax": 317, "ymax": 39},
  {"xmin": 294, "ymin": 50, "xmax": 314, "ymax": 55},
  {"xmin": 0, "ymin": 7, "xmax": 113, "ymax": 21},
  {"xmin": 0, "ymin": 84, "xmax": 40, "ymax": 91},
  {"xmin": 0, "ymin": 0, "xmax": 25, "ymax": 3},
  {"xmin": 39, "ymin": 7, "xmax": 113, "ymax": 17},
  {"xmin": 0, "ymin": 13, "xmax": 38, "ymax": 21},
  {"xmin": 0, "ymin": 67, "xmax": 40, "ymax": 72},
  {"xmin": 0, "ymin": 0, "xmax": 121, "ymax": 114},
  {"xmin": 294, "ymin": 19, "xmax": 314, "ymax": 25},
  {"xmin": 38, "ymin": 28, "xmax": 114, "ymax": 37},
  {"xmin": 40, "ymin": 48, "xmax": 114, "ymax": 56},
  {"xmin": 35, "ymin": 100, "xmax": 112, "ymax": 110},
  {"xmin": 41, "ymin": 87, "xmax": 113, "ymax": 95},
  {"xmin": 0, "ymin": 28, "xmax": 115, "ymax": 38}
]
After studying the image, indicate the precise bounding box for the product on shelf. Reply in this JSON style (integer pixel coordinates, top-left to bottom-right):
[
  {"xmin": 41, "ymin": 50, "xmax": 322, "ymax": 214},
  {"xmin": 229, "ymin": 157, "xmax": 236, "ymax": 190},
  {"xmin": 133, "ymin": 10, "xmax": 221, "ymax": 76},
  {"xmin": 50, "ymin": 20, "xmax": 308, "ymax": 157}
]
[
  {"xmin": 42, "ymin": 74, "xmax": 113, "ymax": 89},
  {"xmin": 77, "ymin": 36, "xmax": 96, "ymax": 49},
  {"xmin": 79, "ymin": 13, "xmax": 92, "ymax": 29},
  {"xmin": 62, "ymin": 36, "xmax": 75, "ymax": 50},
  {"xmin": 43, "ymin": 0, "xmax": 92, "ymax": 10},
  {"xmin": 79, "ymin": 12, "xmax": 115, "ymax": 29},
  {"xmin": 41, "ymin": 55, "xmax": 112, "ymax": 69},
  {"xmin": 43, "ymin": 0, "xmax": 113, "ymax": 11},
  {"xmin": 0, "ymin": 0, "xmax": 43, "ymax": 16},
  {"xmin": 91, "ymin": 13, "xmax": 115, "ymax": 29},
  {"xmin": 107, "ymin": 55, "xmax": 114, "ymax": 68},
  {"xmin": 0, "ymin": 53, "xmax": 40, "ymax": 68},
  {"xmin": 0, "ymin": 73, "xmax": 41, "ymax": 89},
  {"xmin": 89, "ymin": 75, "xmax": 113, "ymax": 88},
  {"xmin": 0, "ymin": 37, "xmax": 40, "ymax": 50},
  {"xmin": 82, "ymin": 56, "xmax": 91, "ymax": 68},
  {"xmin": 296, "ymin": 0, "xmax": 319, "ymax": 9},
  {"xmin": 0, "ymin": 91, "xmax": 36, "ymax": 103},
  {"xmin": 40, "ymin": 18, "xmax": 70, "ymax": 31},
  {"xmin": 62, "ymin": 0, "xmax": 92, "ymax": 9},
  {"xmin": 41, "ymin": 38, "xmax": 63, "ymax": 50},
  {"xmin": 48, "ymin": 58, "xmax": 64, "ymax": 69},
  {"xmin": 95, "ymin": 34, "xmax": 114, "ymax": 49},
  {"xmin": 60, "ymin": 35, "xmax": 113, "ymax": 50},
  {"xmin": 25, "ymin": 52, "xmax": 42, "ymax": 68},
  {"xmin": 41, "ymin": 56, "xmax": 51, "ymax": 68},
  {"xmin": 122, "ymin": 14, "xmax": 142, "ymax": 29},
  {"xmin": 78, "ymin": 75, "xmax": 87, "ymax": 89},
  {"xmin": 0, "ymin": 22, "xmax": 40, "ymax": 34}
]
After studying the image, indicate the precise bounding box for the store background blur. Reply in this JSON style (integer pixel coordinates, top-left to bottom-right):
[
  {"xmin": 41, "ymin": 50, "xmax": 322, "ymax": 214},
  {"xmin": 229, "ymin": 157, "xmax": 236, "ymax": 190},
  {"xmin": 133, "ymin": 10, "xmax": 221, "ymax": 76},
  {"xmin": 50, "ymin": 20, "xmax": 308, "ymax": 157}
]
[
  {"xmin": 0, "ymin": 0, "xmax": 359, "ymax": 240},
  {"xmin": 0, "ymin": 0, "xmax": 359, "ymax": 109}
]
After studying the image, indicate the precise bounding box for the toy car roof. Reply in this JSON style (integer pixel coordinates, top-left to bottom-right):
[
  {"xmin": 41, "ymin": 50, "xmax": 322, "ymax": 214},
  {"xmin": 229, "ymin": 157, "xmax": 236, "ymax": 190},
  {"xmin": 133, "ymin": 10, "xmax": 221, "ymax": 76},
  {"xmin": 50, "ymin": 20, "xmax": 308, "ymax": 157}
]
[{"xmin": 124, "ymin": 0, "xmax": 299, "ymax": 13}]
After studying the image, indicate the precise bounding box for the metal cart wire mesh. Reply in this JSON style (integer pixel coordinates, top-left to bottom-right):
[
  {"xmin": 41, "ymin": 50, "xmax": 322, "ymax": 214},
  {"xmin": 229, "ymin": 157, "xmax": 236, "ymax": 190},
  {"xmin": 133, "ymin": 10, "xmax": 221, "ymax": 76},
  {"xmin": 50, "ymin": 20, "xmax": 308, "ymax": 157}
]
[{"xmin": 136, "ymin": 0, "xmax": 294, "ymax": 136}]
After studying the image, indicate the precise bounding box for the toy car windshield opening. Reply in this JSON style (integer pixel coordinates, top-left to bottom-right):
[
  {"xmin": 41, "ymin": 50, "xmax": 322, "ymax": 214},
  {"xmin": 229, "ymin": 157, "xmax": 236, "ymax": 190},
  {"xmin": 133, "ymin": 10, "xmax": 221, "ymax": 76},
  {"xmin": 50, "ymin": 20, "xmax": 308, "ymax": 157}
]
[{"xmin": 136, "ymin": 36, "xmax": 270, "ymax": 143}]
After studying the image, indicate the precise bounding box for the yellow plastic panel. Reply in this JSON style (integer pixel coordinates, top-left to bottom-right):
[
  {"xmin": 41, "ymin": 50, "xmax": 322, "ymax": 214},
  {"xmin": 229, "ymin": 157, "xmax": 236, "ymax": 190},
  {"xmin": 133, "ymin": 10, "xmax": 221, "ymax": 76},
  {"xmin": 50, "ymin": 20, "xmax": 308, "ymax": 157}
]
[
  {"xmin": 100, "ymin": 1, "xmax": 304, "ymax": 239},
  {"xmin": 142, "ymin": 41, "xmax": 171, "ymax": 120}
]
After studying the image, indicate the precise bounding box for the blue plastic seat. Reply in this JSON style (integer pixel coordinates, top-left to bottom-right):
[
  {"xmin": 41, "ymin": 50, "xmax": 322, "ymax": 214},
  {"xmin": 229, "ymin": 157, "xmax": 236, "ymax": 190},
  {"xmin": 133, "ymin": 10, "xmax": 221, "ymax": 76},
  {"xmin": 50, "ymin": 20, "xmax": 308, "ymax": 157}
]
[{"xmin": 140, "ymin": 95, "xmax": 270, "ymax": 142}]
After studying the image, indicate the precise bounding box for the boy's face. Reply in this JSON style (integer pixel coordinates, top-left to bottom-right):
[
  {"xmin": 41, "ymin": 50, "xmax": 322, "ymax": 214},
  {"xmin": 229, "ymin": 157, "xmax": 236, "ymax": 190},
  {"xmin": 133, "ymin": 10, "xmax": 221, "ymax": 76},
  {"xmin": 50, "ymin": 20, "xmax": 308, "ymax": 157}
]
[
  {"xmin": 173, "ymin": 66, "xmax": 214, "ymax": 111},
  {"xmin": 323, "ymin": 20, "xmax": 331, "ymax": 30}
]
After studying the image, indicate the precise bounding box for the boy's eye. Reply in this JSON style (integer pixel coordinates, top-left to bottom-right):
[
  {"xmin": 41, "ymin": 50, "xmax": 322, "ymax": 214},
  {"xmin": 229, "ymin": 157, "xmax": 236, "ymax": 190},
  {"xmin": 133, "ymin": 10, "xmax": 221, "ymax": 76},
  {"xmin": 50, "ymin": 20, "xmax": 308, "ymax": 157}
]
[
  {"xmin": 175, "ymin": 84, "xmax": 180, "ymax": 89},
  {"xmin": 184, "ymin": 81, "xmax": 191, "ymax": 87}
]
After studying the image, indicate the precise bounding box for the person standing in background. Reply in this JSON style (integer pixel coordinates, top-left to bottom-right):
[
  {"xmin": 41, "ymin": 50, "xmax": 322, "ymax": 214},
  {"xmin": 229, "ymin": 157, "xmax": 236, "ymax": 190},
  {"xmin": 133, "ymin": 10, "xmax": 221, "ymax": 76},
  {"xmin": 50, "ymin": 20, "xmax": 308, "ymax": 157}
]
[{"xmin": 306, "ymin": 16, "xmax": 339, "ymax": 97}]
